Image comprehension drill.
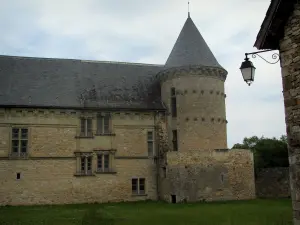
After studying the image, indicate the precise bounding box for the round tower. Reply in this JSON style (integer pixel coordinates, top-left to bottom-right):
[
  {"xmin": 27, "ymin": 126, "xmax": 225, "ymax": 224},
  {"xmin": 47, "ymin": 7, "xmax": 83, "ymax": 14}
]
[{"xmin": 158, "ymin": 15, "xmax": 228, "ymax": 151}]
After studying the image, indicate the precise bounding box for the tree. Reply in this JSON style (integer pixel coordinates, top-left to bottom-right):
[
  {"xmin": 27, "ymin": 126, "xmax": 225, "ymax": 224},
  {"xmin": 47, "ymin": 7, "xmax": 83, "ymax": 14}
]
[
  {"xmin": 232, "ymin": 135, "xmax": 289, "ymax": 170},
  {"xmin": 232, "ymin": 136, "xmax": 260, "ymax": 150}
]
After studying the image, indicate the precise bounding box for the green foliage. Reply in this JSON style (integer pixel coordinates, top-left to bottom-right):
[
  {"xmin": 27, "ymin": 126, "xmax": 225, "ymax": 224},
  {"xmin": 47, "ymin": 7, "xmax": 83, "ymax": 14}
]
[{"xmin": 232, "ymin": 135, "xmax": 289, "ymax": 169}]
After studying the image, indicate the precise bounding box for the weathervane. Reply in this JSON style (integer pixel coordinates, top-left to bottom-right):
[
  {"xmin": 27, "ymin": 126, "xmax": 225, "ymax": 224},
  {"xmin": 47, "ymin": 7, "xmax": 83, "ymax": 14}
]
[{"xmin": 188, "ymin": 1, "xmax": 190, "ymax": 17}]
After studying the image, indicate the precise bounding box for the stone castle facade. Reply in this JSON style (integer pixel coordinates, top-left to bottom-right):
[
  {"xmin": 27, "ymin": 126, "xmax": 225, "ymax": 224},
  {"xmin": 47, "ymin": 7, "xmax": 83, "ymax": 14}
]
[{"xmin": 0, "ymin": 14, "xmax": 255, "ymax": 205}]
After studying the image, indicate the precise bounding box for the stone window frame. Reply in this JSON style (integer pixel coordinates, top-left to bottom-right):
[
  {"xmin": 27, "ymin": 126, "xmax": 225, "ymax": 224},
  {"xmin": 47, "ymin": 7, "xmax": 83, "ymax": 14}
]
[
  {"xmin": 96, "ymin": 112, "xmax": 114, "ymax": 136},
  {"xmin": 74, "ymin": 152, "xmax": 94, "ymax": 176},
  {"xmin": 79, "ymin": 117, "xmax": 93, "ymax": 137},
  {"xmin": 10, "ymin": 127, "xmax": 29, "ymax": 159},
  {"xmin": 147, "ymin": 130, "xmax": 155, "ymax": 157},
  {"xmin": 132, "ymin": 177, "xmax": 146, "ymax": 196},
  {"xmin": 172, "ymin": 130, "xmax": 178, "ymax": 151},
  {"xmin": 170, "ymin": 87, "xmax": 177, "ymax": 118},
  {"xmin": 95, "ymin": 150, "xmax": 116, "ymax": 174}
]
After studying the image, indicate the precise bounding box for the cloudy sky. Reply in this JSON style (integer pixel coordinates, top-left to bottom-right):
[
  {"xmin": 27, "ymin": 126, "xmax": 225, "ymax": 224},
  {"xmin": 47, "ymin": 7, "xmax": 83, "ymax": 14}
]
[{"xmin": 0, "ymin": 0, "xmax": 285, "ymax": 147}]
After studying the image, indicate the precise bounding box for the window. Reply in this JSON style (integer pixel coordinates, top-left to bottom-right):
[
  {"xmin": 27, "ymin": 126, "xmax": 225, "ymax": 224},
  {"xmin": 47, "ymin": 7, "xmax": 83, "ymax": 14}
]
[
  {"xmin": 221, "ymin": 173, "xmax": 225, "ymax": 183},
  {"xmin": 97, "ymin": 113, "xmax": 111, "ymax": 134},
  {"xmin": 172, "ymin": 130, "xmax": 178, "ymax": 151},
  {"xmin": 97, "ymin": 153, "xmax": 113, "ymax": 173},
  {"xmin": 162, "ymin": 167, "xmax": 167, "ymax": 178},
  {"xmin": 132, "ymin": 178, "xmax": 146, "ymax": 195},
  {"xmin": 11, "ymin": 128, "xmax": 28, "ymax": 157},
  {"xmin": 80, "ymin": 156, "xmax": 92, "ymax": 175},
  {"xmin": 171, "ymin": 88, "xmax": 177, "ymax": 117},
  {"xmin": 80, "ymin": 118, "xmax": 92, "ymax": 136},
  {"xmin": 75, "ymin": 153, "xmax": 93, "ymax": 176},
  {"xmin": 147, "ymin": 131, "xmax": 154, "ymax": 156}
]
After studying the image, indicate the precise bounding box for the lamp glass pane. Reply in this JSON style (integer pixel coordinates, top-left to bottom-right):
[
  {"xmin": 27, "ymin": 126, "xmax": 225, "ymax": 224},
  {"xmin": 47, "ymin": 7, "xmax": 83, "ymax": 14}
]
[
  {"xmin": 251, "ymin": 67, "xmax": 255, "ymax": 81},
  {"xmin": 241, "ymin": 67, "xmax": 253, "ymax": 82}
]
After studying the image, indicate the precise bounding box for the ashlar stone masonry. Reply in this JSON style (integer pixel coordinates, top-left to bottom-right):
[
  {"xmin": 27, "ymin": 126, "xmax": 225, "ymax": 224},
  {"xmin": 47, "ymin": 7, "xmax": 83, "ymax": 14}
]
[{"xmin": 0, "ymin": 14, "xmax": 255, "ymax": 205}]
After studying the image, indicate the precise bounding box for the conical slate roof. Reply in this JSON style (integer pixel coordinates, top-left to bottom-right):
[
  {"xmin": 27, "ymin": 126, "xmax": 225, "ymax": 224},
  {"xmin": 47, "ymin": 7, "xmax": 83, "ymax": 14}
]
[{"xmin": 165, "ymin": 15, "xmax": 223, "ymax": 69}]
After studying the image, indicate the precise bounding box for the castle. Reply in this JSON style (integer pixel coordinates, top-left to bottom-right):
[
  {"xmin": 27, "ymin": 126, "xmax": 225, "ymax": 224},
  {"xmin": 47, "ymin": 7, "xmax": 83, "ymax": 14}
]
[{"xmin": 0, "ymin": 14, "xmax": 255, "ymax": 205}]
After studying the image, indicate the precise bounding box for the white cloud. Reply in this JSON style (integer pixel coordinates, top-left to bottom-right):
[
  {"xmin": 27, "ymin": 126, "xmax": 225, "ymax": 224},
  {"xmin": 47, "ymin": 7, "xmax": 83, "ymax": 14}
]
[{"xmin": 0, "ymin": 0, "xmax": 286, "ymax": 147}]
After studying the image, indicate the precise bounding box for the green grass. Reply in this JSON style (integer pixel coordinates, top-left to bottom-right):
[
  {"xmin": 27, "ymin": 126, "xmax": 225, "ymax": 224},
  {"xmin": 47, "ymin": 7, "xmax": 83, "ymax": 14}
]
[{"xmin": 0, "ymin": 199, "xmax": 293, "ymax": 225}]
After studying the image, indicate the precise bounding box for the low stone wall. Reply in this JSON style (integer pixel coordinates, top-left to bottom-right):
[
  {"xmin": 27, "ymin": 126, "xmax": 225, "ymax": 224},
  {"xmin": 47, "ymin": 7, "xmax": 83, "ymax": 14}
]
[
  {"xmin": 159, "ymin": 149, "xmax": 256, "ymax": 203},
  {"xmin": 255, "ymin": 167, "xmax": 290, "ymax": 198}
]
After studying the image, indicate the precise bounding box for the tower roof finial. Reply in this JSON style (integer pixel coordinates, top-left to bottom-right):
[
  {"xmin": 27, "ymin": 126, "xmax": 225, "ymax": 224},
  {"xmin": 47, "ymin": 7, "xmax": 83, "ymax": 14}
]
[{"xmin": 188, "ymin": 1, "xmax": 190, "ymax": 18}]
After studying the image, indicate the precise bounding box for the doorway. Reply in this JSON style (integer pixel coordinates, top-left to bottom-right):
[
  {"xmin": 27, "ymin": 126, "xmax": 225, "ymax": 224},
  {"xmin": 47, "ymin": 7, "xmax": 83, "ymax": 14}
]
[{"xmin": 171, "ymin": 195, "xmax": 176, "ymax": 203}]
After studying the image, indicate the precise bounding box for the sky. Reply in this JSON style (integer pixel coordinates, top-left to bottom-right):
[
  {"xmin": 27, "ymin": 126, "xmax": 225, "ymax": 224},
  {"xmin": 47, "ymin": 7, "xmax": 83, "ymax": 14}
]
[{"xmin": 0, "ymin": 0, "xmax": 286, "ymax": 148}]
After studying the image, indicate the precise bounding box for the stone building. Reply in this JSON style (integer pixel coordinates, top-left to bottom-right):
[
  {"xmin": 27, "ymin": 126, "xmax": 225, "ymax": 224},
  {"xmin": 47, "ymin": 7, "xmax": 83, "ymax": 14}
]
[
  {"xmin": 254, "ymin": 0, "xmax": 300, "ymax": 224},
  {"xmin": 0, "ymin": 14, "xmax": 255, "ymax": 205}
]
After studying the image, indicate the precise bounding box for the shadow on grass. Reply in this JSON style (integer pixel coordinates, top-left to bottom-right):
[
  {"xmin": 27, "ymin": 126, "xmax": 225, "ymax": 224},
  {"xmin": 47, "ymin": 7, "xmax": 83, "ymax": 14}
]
[{"xmin": 81, "ymin": 208, "xmax": 114, "ymax": 225}]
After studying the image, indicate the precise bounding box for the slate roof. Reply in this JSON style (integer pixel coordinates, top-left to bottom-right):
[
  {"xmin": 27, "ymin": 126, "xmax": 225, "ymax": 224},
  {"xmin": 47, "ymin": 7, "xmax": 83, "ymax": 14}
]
[
  {"xmin": 165, "ymin": 16, "xmax": 224, "ymax": 69},
  {"xmin": 0, "ymin": 16, "xmax": 226, "ymax": 110},
  {"xmin": 0, "ymin": 55, "xmax": 164, "ymax": 110}
]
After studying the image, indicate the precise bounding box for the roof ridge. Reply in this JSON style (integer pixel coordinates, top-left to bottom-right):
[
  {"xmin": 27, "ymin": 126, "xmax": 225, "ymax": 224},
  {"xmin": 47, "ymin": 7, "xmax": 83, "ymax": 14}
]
[{"xmin": 0, "ymin": 54, "xmax": 163, "ymax": 67}]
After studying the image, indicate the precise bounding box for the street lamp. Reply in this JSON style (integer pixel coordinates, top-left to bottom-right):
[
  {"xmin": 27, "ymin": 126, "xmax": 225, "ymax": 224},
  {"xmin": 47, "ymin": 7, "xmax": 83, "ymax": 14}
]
[
  {"xmin": 240, "ymin": 50, "xmax": 280, "ymax": 86},
  {"xmin": 240, "ymin": 55, "xmax": 256, "ymax": 86}
]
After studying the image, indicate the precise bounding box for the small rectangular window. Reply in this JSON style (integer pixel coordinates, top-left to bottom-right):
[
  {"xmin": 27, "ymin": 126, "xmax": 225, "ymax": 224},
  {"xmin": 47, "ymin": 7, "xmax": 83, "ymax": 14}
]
[
  {"xmin": 147, "ymin": 131, "xmax": 154, "ymax": 156},
  {"xmin": 97, "ymin": 154, "xmax": 103, "ymax": 171},
  {"xmin": 16, "ymin": 173, "xmax": 21, "ymax": 180},
  {"xmin": 12, "ymin": 140, "xmax": 19, "ymax": 153},
  {"xmin": 132, "ymin": 178, "xmax": 146, "ymax": 195},
  {"xmin": 87, "ymin": 119, "xmax": 92, "ymax": 136},
  {"xmin": 80, "ymin": 157, "xmax": 85, "ymax": 173},
  {"xmin": 87, "ymin": 156, "xmax": 92, "ymax": 173},
  {"xmin": 80, "ymin": 118, "xmax": 93, "ymax": 136},
  {"xmin": 171, "ymin": 88, "xmax": 177, "ymax": 118},
  {"xmin": 172, "ymin": 130, "xmax": 178, "ymax": 151},
  {"xmin": 132, "ymin": 178, "xmax": 138, "ymax": 194},
  {"xmin": 80, "ymin": 119, "xmax": 85, "ymax": 134},
  {"xmin": 12, "ymin": 128, "xmax": 19, "ymax": 139},
  {"xmin": 104, "ymin": 115, "xmax": 110, "ymax": 133},
  {"xmin": 97, "ymin": 113, "xmax": 111, "ymax": 134},
  {"xmin": 139, "ymin": 178, "xmax": 145, "ymax": 194},
  {"xmin": 11, "ymin": 128, "xmax": 28, "ymax": 157},
  {"xmin": 104, "ymin": 154, "xmax": 109, "ymax": 170},
  {"xmin": 97, "ymin": 115, "xmax": 103, "ymax": 134},
  {"xmin": 96, "ymin": 152, "xmax": 113, "ymax": 173},
  {"xmin": 21, "ymin": 129, "xmax": 28, "ymax": 139},
  {"xmin": 79, "ymin": 155, "xmax": 93, "ymax": 175},
  {"xmin": 20, "ymin": 140, "xmax": 27, "ymax": 153},
  {"xmin": 171, "ymin": 87, "xmax": 176, "ymax": 96},
  {"xmin": 221, "ymin": 173, "xmax": 225, "ymax": 183}
]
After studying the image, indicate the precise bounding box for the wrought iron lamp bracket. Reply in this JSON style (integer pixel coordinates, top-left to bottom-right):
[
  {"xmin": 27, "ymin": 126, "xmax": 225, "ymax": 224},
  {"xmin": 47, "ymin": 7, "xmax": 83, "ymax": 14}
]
[{"xmin": 245, "ymin": 49, "xmax": 279, "ymax": 64}]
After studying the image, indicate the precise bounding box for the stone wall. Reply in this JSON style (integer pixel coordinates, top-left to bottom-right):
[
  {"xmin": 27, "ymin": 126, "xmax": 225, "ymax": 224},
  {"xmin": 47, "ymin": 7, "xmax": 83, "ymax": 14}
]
[
  {"xmin": 255, "ymin": 167, "xmax": 290, "ymax": 198},
  {"xmin": 0, "ymin": 108, "xmax": 159, "ymax": 205},
  {"xmin": 160, "ymin": 74, "xmax": 228, "ymax": 151},
  {"xmin": 0, "ymin": 159, "xmax": 157, "ymax": 205},
  {"xmin": 159, "ymin": 149, "xmax": 256, "ymax": 203},
  {"xmin": 279, "ymin": 3, "xmax": 300, "ymax": 224}
]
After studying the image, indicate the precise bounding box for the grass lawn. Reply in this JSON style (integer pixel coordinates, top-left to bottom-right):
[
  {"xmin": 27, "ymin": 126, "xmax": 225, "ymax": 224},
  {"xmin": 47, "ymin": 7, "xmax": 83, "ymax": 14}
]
[{"xmin": 0, "ymin": 199, "xmax": 293, "ymax": 225}]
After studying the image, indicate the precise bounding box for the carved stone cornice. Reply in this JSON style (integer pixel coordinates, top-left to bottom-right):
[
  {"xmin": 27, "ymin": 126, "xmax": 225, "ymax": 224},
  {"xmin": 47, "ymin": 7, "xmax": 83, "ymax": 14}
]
[{"xmin": 156, "ymin": 65, "xmax": 228, "ymax": 83}]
